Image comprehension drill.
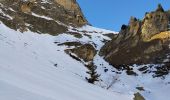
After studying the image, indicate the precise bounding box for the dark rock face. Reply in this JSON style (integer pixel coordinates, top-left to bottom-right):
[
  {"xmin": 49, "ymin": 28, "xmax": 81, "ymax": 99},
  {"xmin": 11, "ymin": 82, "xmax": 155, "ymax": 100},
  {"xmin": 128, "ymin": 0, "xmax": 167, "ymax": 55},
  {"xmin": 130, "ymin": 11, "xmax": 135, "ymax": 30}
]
[
  {"xmin": 65, "ymin": 44, "xmax": 97, "ymax": 62},
  {"xmin": 100, "ymin": 4, "xmax": 170, "ymax": 69},
  {"xmin": 0, "ymin": 0, "xmax": 88, "ymax": 35}
]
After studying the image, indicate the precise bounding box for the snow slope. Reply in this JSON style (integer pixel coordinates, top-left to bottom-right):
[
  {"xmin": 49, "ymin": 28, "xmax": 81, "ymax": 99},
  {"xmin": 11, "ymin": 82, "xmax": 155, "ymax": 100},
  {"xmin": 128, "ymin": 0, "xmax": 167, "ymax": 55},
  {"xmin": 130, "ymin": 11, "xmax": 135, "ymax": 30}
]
[
  {"xmin": 55, "ymin": 25, "xmax": 170, "ymax": 100},
  {"xmin": 0, "ymin": 23, "xmax": 132, "ymax": 100},
  {"xmin": 0, "ymin": 20, "xmax": 170, "ymax": 100}
]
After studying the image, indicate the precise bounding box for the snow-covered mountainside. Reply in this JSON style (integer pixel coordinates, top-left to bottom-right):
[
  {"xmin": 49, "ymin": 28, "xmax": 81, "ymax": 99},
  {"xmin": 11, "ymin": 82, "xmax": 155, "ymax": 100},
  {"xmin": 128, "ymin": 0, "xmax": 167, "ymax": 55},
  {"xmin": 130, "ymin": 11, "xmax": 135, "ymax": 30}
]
[
  {"xmin": 0, "ymin": 22, "xmax": 170, "ymax": 100},
  {"xmin": 0, "ymin": 23, "xmax": 132, "ymax": 100},
  {"xmin": 0, "ymin": 0, "xmax": 170, "ymax": 100}
]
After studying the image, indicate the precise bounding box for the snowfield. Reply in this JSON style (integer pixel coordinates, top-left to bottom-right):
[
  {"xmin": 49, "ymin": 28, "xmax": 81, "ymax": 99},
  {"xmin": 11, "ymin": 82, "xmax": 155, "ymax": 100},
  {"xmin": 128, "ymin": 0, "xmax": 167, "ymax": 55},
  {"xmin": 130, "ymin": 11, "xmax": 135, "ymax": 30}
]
[
  {"xmin": 0, "ymin": 22, "xmax": 170, "ymax": 100},
  {"xmin": 0, "ymin": 23, "xmax": 132, "ymax": 100}
]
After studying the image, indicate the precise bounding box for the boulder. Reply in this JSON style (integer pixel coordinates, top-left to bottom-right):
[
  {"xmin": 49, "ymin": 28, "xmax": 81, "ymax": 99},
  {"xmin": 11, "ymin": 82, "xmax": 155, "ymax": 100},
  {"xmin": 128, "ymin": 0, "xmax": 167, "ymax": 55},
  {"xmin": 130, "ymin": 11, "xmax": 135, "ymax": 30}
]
[{"xmin": 133, "ymin": 92, "xmax": 145, "ymax": 100}]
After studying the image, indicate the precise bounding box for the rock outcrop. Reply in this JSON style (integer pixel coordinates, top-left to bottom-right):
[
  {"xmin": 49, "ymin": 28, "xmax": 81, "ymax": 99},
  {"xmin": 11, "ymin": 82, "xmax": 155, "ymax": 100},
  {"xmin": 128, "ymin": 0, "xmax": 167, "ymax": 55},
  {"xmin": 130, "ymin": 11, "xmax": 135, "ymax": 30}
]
[
  {"xmin": 100, "ymin": 4, "xmax": 170, "ymax": 70},
  {"xmin": 0, "ymin": 0, "xmax": 88, "ymax": 35},
  {"xmin": 54, "ymin": 0, "xmax": 87, "ymax": 25},
  {"xmin": 141, "ymin": 6, "xmax": 169, "ymax": 40},
  {"xmin": 133, "ymin": 92, "xmax": 145, "ymax": 100},
  {"xmin": 65, "ymin": 44, "xmax": 97, "ymax": 62}
]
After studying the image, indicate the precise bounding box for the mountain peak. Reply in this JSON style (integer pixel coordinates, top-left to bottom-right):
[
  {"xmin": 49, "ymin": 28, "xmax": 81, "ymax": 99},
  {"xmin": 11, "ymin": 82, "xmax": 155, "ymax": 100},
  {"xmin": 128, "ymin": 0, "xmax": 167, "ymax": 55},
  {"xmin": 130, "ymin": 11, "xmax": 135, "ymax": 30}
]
[
  {"xmin": 156, "ymin": 3, "xmax": 164, "ymax": 12},
  {"xmin": 55, "ymin": 0, "xmax": 77, "ymax": 10}
]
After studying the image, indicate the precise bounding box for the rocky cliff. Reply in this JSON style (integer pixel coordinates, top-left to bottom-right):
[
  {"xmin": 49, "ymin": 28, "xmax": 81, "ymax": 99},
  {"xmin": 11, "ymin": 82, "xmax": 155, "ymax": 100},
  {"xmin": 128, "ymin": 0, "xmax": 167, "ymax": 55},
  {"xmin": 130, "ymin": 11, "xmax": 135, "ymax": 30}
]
[
  {"xmin": 100, "ymin": 4, "xmax": 170, "ymax": 75},
  {"xmin": 0, "ymin": 0, "xmax": 87, "ymax": 35}
]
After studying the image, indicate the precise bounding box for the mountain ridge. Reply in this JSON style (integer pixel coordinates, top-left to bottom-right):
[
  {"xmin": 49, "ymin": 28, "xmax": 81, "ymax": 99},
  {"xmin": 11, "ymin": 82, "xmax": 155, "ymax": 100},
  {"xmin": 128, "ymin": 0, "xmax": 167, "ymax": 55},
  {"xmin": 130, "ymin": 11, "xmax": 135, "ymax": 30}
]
[{"xmin": 100, "ymin": 4, "xmax": 170, "ymax": 72}]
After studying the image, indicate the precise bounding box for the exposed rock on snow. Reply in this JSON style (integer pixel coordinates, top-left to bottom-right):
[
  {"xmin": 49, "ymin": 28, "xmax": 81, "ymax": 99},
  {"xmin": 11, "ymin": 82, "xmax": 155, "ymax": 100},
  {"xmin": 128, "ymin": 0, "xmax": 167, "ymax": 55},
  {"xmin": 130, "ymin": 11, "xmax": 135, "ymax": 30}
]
[{"xmin": 65, "ymin": 44, "xmax": 97, "ymax": 62}]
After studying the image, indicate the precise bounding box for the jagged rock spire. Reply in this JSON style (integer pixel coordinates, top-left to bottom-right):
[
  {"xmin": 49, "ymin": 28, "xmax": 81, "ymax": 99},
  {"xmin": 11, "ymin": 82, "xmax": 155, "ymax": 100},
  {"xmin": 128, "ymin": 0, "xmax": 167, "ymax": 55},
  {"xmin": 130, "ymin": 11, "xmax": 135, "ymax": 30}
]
[{"xmin": 156, "ymin": 3, "xmax": 164, "ymax": 12}]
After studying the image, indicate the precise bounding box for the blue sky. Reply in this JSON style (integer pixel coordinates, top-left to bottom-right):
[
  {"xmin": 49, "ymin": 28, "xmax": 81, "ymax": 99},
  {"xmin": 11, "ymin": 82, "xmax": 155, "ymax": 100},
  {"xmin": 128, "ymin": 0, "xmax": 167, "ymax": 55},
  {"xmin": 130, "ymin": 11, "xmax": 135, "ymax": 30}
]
[{"xmin": 77, "ymin": 0, "xmax": 170, "ymax": 31}]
